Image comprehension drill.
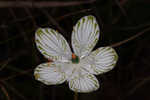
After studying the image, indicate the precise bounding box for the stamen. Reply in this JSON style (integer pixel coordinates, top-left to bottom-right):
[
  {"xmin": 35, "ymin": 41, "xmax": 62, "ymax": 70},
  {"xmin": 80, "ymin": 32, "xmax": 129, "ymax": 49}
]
[
  {"xmin": 72, "ymin": 53, "xmax": 76, "ymax": 59},
  {"xmin": 71, "ymin": 53, "xmax": 79, "ymax": 64},
  {"xmin": 48, "ymin": 59, "xmax": 53, "ymax": 62},
  {"xmin": 48, "ymin": 59, "xmax": 53, "ymax": 66}
]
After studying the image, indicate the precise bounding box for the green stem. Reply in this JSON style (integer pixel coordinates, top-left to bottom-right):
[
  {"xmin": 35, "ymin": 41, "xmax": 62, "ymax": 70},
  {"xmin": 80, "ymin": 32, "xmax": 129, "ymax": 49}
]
[{"xmin": 74, "ymin": 92, "xmax": 78, "ymax": 100}]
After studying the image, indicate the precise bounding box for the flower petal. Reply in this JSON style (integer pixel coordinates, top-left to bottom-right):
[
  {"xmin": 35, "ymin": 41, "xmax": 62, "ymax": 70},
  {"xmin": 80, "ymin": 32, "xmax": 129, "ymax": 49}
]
[
  {"xmin": 72, "ymin": 15, "xmax": 100, "ymax": 58},
  {"xmin": 35, "ymin": 28, "xmax": 72, "ymax": 62},
  {"xmin": 34, "ymin": 62, "xmax": 66, "ymax": 85},
  {"xmin": 69, "ymin": 73, "xmax": 99, "ymax": 93},
  {"xmin": 82, "ymin": 47, "xmax": 118, "ymax": 75}
]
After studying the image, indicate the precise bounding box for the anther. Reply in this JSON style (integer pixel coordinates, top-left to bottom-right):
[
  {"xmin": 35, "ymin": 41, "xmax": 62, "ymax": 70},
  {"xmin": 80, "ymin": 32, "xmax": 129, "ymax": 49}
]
[{"xmin": 71, "ymin": 53, "xmax": 79, "ymax": 64}]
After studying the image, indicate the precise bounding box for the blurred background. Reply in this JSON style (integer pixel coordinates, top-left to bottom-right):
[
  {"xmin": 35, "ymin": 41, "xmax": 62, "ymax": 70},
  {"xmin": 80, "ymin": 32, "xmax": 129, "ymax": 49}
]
[{"xmin": 0, "ymin": 0, "xmax": 150, "ymax": 100}]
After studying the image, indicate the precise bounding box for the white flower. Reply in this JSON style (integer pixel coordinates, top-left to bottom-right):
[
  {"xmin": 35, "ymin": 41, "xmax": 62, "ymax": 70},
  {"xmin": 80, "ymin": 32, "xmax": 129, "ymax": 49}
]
[{"xmin": 34, "ymin": 15, "xmax": 118, "ymax": 93}]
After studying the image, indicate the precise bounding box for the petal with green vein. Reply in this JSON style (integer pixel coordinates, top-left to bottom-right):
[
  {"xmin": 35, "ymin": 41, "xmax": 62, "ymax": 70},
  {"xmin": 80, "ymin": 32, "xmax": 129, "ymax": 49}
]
[
  {"xmin": 69, "ymin": 73, "xmax": 99, "ymax": 93},
  {"xmin": 35, "ymin": 28, "xmax": 72, "ymax": 62},
  {"xmin": 72, "ymin": 15, "xmax": 100, "ymax": 58},
  {"xmin": 82, "ymin": 47, "xmax": 118, "ymax": 75},
  {"xmin": 34, "ymin": 62, "xmax": 66, "ymax": 85}
]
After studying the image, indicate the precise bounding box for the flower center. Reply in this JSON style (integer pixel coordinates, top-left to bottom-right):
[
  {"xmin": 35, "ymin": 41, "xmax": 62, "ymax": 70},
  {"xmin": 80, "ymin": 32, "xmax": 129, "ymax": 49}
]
[{"xmin": 71, "ymin": 53, "xmax": 80, "ymax": 64}]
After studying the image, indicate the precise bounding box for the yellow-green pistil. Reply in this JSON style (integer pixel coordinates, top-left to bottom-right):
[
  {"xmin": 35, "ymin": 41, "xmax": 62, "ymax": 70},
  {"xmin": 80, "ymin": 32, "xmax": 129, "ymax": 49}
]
[{"xmin": 71, "ymin": 53, "xmax": 80, "ymax": 64}]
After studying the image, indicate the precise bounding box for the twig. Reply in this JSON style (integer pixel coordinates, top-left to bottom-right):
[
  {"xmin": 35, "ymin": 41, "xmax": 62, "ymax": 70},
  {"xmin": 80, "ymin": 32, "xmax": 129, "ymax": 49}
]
[
  {"xmin": 0, "ymin": 69, "xmax": 33, "ymax": 81},
  {"xmin": 0, "ymin": 8, "xmax": 92, "ymax": 29},
  {"xmin": 40, "ymin": 8, "xmax": 66, "ymax": 34},
  {"xmin": 3, "ymin": 81, "xmax": 28, "ymax": 100},
  {"xmin": 9, "ymin": 8, "xmax": 29, "ymax": 44},
  {"xmin": 112, "ymin": 0, "xmax": 128, "ymax": 24},
  {"xmin": 24, "ymin": 7, "xmax": 37, "ymax": 28},
  {"xmin": 0, "ymin": 16, "xmax": 32, "ymax": 29},
  {"xmin": 110, "ymin": 27, "xmax": 150, "ymax": 47},
  {"xmin": 115, "ymin": 0, "xmax": 127, "ymax": 17},
  {"xmin": 0, "ymin": 60, "xmax": 10, "ymax": 71},
  {"xmin": 120, "ymin": 0, "xmax": 128, "ymax": 6},
  {"xmin": 127, "ymin": 76, "xmax": 150, "ymax": 96},
  {"xmin": 0, "ymin": 0, "xmax": 96, "ymax": 8},
  {"xmin": 0, "ymin": 18, "xmax": 49, "ymax": 45},
  {"xmin": 0, "ymin": 50, "xmax": 27, "ymax": 65},
  {"xmin": 113, "ymin": 22, "xmax": 150, "ymax": 30},
  {"xmin": 0, "ymin": 83, "xmax": 10, "ymax": 100},
  {"xmin": 0, "ymin": 34, "xmax": 23, "ymax": 45},
  {"xmin": 56, "ymin": 8, "xmax": 92, "ymax": 21}
]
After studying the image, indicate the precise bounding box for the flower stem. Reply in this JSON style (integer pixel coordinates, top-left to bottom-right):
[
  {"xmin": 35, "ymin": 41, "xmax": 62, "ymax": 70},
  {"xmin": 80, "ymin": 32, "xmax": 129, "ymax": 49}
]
[{"xmin": 74, "ymin": 92, "xmax": 78, "ymax": 100}]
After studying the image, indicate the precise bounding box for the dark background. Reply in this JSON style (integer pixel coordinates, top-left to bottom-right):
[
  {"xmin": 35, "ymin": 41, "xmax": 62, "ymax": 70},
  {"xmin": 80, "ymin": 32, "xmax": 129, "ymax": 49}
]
[{"xmin": 0, "ymin": 0, "xmax": 150, "ymax": 100}]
